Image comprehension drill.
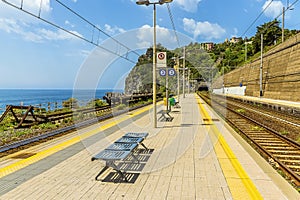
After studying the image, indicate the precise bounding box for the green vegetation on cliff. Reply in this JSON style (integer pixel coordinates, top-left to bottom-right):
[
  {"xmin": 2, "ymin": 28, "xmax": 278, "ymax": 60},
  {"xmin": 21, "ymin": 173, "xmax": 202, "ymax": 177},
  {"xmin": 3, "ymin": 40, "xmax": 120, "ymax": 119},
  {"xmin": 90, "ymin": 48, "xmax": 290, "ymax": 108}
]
[
  {"xmin": 124, "ymin": 20, "xmax": 299, "ymax": 94},
  {"xmin": 211, "ymin": 20, "xmax": 299, "ymax": 74},
  {"xmin": 124, "ymin": 44, "xmax": 215, "ymax": 94}
]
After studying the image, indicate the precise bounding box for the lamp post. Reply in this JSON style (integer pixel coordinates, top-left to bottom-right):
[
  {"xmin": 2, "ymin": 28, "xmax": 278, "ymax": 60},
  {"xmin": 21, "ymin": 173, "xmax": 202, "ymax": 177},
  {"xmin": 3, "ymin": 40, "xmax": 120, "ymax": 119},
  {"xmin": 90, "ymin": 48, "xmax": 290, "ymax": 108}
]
[
  {"xmin": 188, "ymin": 69, "xmax": 190, "ymax": 94},
  {"xmin": 245, "ymin": 41, "xmax": 248, "ymax": 62},
  {"xmin": 177, "ymin": 57, "xmax": 180, "ymax": 101},
  {"xmin": 182, "ymin": 47, "xmax": 186, "ymax": 98},
  {"xmin": 172, "ymin": 56, "xmax": 182, "ymax": 102},
  {"xmin": 136, "ymin": 0, "xmax": 173, "ymax": 128},
  {"xmin": 260, "ymin": 33, "xmax": 263, "ymax": 97},
  {"xmin": 282, "ymin": 0, "xmax": 294, "ymax": 42}
]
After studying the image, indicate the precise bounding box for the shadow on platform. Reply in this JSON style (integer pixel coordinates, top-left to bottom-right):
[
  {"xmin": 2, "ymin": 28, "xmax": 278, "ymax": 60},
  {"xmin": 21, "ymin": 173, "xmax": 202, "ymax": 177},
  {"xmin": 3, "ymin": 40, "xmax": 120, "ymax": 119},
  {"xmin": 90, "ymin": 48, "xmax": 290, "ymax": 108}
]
[{"xmin": 101, "ymin": 148, "xmax": 154, "ymax": 184}]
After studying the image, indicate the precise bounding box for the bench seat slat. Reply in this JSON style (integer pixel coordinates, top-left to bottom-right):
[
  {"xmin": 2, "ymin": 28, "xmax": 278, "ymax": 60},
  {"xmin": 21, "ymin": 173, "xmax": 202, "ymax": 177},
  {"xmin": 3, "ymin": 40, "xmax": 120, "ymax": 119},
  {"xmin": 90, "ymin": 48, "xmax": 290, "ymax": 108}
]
[
  {"xmin": 92, "ymin": 150, "xmax": 131, "ymax": 161},
  {"xmin": 115, "ymin": 137, "xmax": 143, "ymax": 144},
  {"xmin": 124, "ymin": 132, "xmax": 148, "ymax": 138},
  {"xmin": 106, "ymin": 142, "xmax": 138, "ymax": 151}
]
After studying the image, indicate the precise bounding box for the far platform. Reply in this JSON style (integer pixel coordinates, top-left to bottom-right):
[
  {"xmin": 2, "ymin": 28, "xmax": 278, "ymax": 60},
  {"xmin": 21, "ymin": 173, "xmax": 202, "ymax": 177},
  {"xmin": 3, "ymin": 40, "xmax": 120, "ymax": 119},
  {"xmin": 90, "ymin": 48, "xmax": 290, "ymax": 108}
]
[{"xmin": 220, "ymin": 93, "xmax": 300, "ymax": 113}]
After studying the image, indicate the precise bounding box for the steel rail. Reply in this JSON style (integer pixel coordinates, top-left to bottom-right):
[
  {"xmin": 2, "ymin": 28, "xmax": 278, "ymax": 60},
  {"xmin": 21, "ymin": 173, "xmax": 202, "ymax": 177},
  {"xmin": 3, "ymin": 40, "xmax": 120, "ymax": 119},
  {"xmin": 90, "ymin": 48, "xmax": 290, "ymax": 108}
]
[
  {"xmin": 0, "ymin": 102, "xmax": 152, "ymax": 153},
  {"xmin": 197, "ymin": 92, "xmax": 300, "ymax": 186}
]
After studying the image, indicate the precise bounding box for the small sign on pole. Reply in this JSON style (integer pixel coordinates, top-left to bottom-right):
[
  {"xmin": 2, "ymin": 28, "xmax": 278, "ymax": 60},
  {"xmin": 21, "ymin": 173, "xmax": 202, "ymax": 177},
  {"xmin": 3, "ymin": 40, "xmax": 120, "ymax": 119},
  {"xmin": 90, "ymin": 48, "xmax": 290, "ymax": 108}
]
[
  {"xmin": 157, "ymin": 52, "xmax": 166, "ymax": 67},
  {"xmin": 168, "ymin": 68, "xmax": 176, "ymax": 76},
  {"xmin": 159, "ymin": 69, "xmax": 166, "ymax": 76}
]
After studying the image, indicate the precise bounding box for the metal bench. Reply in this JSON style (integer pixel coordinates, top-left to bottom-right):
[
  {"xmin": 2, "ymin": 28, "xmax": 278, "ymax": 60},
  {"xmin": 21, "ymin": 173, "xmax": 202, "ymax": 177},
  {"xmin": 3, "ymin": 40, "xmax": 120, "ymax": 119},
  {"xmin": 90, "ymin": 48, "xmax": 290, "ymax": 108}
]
[
  {"xmin": 116, "ymin": 136, "xmax": 148, "ymax": 150},
  {"xmin": 174, "ymin": 102, "xmax": 181, "ymax": 108},
  {"xmin": 92, "ymin": 149, "xmax": 133, "ymax": 181},
  {"xmin": 157, "ymin": 110, "xmax": 173, "ymax": 121},
  {"xmin": 91, "ymin": 133, "xmax": 149, "ymax": 181}
]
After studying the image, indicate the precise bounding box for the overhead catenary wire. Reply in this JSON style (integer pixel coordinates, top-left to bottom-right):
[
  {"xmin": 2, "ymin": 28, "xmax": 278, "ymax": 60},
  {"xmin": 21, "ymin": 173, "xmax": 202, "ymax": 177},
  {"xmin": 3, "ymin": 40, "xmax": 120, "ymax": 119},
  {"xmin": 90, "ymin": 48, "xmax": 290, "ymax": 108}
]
[
  {"xmin": 167, "ymin": 4, "xmax": 180, "ymax": 48},
  {"xmin": 242, "ymin": 0, "xmax": 299, "ymax": 37},
  {"xmin": 54, "ymin": 0, "xmax": 141, "ymax": 57},
  {"xmin": 1, "ymin": 0, "xmax": 140, "ymax": 64},
  {"xmin": 259, "ymin": 0, "xmax": 299, "ymax": 34},
  {"xmin": 274, "ymin": 0, "xmax": 299, "ymax": 20},
  {"xmin": 241, "ymin": 0, "xmax": 274, "ymax": 37}
]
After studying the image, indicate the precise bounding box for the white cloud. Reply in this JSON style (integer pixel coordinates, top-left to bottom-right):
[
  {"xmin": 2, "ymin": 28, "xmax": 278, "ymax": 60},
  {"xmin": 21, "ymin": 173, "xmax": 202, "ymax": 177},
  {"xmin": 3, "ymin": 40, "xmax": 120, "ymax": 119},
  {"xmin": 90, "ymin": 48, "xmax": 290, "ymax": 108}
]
[
  {"xmin": 263, "ymin": 0, "xmax": 283, "ymax": 18},
  {"xmin": 38, "ymin": 28, "xmax": 82, "ymax": 41},
  {"xmin": 0, "ymin": 18, "xmax": 81, "ymax": 42},
  {"xmin": 136, "ymin": 24, "xmax": 177, "ymax": 49},
  {"xmin": 0, "ymin": 0, "xmax": 51, "ymax": 21},
  {"xmin": 104, "ymin": 24, "xmax": 126, "ymax": 35},
  {"xmin": 2, "ymin": 0, "xmax": 51, "ymax": 14},
  {"xmin": 174, "ymin": 0, "xmax": 201, "ymax": 13},
  {"xmin": 183, "ymin": 18, "xmax": 226, "ymax": 40},
  {"xmin": 65, "ymin": 20, "xmax": 75, "ymax": 28},
  {"xmin": 0, "ymin": 1, "xmax": 83, "ymax": 43},
  {"xmin": 0, "ymin": 18, "xmax": 21, "ymax": 34}
]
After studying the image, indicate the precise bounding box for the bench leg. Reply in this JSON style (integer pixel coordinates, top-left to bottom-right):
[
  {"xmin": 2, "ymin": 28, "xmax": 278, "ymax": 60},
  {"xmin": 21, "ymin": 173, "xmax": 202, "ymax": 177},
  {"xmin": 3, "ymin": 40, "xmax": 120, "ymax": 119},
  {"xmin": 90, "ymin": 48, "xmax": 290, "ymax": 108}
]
[
  {"xmin": 95, "ymin": 165, "xmax": 109, "ymax": 181},
  {"xmin": 158, "ymin": 115, "xmax": 164, "ymax": 121},
  {"xmin": 140, "ymin": 143, "xmax": 149, "ymax": 151},
  {"xmin": 110, "ymin": 162, "xmax": 129, "ymax": 182}
]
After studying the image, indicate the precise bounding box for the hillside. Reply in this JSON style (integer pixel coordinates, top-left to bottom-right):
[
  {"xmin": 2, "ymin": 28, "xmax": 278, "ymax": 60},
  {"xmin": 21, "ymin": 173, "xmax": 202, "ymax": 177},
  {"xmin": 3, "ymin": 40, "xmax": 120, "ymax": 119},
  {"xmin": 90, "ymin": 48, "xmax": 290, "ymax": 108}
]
[
  {"xmin": 124, "ymin": 44, "xmax": 214, "ymax": 94},
  {"xmin": 210, "ymin": 20, "xmax": 299, "ymax": 75},
  {"xmin": 124, "ymin": 20, "xmax": 299, "ymax": 94}
]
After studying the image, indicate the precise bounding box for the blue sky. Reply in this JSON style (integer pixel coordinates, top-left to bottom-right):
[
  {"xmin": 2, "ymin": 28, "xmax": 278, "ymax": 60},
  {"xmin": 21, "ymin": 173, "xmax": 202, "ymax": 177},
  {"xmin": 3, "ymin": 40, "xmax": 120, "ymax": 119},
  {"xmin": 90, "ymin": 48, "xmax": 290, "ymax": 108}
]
[{"xmin": 0, "ymin": 0, "xmax": 300, "ymax": 89}]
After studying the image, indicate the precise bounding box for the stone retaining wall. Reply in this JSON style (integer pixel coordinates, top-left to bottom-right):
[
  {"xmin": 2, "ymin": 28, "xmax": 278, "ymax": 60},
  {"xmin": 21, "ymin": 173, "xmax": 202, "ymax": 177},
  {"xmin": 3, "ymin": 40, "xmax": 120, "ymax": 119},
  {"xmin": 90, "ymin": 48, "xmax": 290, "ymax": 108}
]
[{"xmin": 212, "ymin": 33, "xmax": 300, "ymax": 102}]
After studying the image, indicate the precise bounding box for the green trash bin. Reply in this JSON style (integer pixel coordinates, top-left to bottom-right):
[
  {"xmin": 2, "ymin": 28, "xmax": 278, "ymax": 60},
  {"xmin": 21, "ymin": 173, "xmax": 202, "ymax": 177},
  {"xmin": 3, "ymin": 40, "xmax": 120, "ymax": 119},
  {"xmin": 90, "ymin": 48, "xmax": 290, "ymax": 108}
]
[{"xmin": 169, "ymin": 97, "xmax": 175, "ymax": 106}]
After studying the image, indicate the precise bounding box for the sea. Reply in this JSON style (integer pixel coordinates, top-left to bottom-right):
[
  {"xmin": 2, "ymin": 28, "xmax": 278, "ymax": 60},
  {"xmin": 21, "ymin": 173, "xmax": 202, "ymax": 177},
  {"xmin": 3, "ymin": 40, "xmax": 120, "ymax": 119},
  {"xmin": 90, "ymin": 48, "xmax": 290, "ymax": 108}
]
[{"xmin": 0, "ymin": 89, "xmax": 123, "ymax": 114}]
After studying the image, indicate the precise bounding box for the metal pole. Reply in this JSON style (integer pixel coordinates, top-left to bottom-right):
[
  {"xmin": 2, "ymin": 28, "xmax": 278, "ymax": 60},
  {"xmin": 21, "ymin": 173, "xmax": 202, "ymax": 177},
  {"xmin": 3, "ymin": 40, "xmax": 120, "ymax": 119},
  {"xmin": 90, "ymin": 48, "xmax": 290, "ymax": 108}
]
[
  {"xmin": 188, "ymin": 69, "xmax": 190, "ymax": 94},
  {"xmin": 153, "ymin": 4, "xmax": 157, "ymax": 127},
  {"xmin": 282, "ymin": 6, "xmax": 285, "ymax": 43},
  {"xmin": 245, "ymin": 42, "xmax": 247, "ymax": 62},
  {"xmin": 183, "ymin": 47, "xmax": 186, "ymax": 98},
  {"xmin": 260, "ymin": 33, "xmax": 263, "ymax": 97},
  {"xmin": 166, "ymin": 66, "xmax": 169, "ymax": 110},
  {"xmin": 177, "ymin": 57, "xmax": 180, "ymax": 102}
]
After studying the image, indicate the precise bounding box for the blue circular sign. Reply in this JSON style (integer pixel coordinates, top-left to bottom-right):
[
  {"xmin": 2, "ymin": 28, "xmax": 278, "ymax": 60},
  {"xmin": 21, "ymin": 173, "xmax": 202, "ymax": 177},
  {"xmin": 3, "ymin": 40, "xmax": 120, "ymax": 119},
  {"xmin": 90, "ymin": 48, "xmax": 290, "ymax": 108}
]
[
  {"xmin": 159, "ymin": 69, "xmax": 166, "ymax": 76},
  {"xmin": 168, "ymin": 69, "xmax": 176, "ymax": 76}
]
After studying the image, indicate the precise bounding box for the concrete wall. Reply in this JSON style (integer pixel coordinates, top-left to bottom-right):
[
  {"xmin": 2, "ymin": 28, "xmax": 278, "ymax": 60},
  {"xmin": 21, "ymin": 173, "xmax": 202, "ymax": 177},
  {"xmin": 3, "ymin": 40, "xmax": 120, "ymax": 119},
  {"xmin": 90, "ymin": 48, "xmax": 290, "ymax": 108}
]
[
  {"xmin": 213, "ymin": 86, "xmax": 246, "ymax": 96},
  {"xmin": 212, "ymin": 33, "xmax": 300, "ymax": 102}
]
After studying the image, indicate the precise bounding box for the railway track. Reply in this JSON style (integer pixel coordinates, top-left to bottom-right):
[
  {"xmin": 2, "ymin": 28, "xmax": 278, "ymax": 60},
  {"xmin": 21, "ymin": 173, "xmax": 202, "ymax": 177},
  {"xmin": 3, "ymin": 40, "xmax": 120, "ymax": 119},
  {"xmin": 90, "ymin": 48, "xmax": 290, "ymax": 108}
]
[
  {"xmin": 198, "ymin": 92, "xmax": 300, "ymax": 187},
  {"xmin": 0, "ymin": 102, "xmax": 151, "ymax": 156}
]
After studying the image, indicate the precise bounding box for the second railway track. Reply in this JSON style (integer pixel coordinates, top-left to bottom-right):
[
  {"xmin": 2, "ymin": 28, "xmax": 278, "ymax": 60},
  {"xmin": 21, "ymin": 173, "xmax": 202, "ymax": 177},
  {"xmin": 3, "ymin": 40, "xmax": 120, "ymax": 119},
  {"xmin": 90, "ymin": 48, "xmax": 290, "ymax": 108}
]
[{"xmin": 198, "ymin": 92, "xmax": 300, "ymax": 188}]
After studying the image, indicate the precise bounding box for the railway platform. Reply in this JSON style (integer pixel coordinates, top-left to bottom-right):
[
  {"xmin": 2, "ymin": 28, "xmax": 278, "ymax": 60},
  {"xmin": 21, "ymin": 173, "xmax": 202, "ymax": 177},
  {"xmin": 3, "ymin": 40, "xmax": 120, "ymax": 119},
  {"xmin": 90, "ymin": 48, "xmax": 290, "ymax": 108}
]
[
  {"xmin": 224, "ymin": 94, "xmax": 300, "ymax": 113},
  {"xmin": 0, "ymin": 94, "xmax": 299, "ymax": 199}
]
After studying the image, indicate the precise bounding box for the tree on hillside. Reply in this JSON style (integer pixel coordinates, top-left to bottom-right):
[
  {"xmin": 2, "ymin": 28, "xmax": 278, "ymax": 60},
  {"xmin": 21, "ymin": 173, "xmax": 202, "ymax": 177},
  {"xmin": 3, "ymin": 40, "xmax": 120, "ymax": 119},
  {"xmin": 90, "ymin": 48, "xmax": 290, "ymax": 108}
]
[{"xmin": 252, "ymin": 19, "xmax": 281, "ymax": 53}]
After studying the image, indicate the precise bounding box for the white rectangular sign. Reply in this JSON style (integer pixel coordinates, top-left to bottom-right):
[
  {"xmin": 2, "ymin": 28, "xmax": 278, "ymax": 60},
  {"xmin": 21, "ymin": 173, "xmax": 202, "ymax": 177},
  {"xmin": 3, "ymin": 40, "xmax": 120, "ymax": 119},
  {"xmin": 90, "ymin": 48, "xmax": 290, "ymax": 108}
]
[{"xmin": 157, "ymin": 52, "xmax": 166, "ymax": 65}]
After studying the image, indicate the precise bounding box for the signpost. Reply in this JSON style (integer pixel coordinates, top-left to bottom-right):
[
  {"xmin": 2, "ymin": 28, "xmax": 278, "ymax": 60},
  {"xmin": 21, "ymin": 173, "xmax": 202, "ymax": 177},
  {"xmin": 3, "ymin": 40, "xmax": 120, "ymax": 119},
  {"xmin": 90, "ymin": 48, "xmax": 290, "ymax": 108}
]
[
  {"xmin": 157, "ymin": 52, "xmax": 166, "ymax": 69},
  {"xmin": 157, "ymin": 52, "xmax": 176, "ymax": 111},
  {"xmin": 157, "ymin": 52, "xmax": 169, "ymax": 110}
]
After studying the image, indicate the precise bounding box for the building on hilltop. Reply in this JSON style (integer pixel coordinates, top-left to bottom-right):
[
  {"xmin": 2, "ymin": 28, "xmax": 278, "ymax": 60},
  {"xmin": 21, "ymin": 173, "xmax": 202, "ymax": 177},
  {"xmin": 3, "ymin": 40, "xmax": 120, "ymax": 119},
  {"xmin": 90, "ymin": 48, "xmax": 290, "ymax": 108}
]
[
  {"xmin": 200, "ymin": 42, "xmax": 214, "ymax": 51},
  {"xmin": 230, "ymin": 37, "xmax": 243, "ymax": 43}
]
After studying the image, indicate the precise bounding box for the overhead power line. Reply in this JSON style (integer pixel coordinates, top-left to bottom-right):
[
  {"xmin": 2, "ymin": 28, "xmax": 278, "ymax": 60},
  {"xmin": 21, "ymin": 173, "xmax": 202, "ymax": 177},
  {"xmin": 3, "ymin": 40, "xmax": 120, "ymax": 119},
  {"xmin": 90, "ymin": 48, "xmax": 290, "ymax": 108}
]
[
  {"xmin": 274, "ymin": 0, "xmax": 299, "ymax": 19},
  {"xmin": 242, "ymin": 0, "xmax": 299, "ymax": 37},
  {"xmin": 2, "ymin": 0, "xmax": 140, "ymax": 64},
  {"xmin": 242, "ymin": 0, "xmax": 274, "ymax": 37},
  {"xmin": 54, "ymin": 0, "xmax": 140, "ymax": 57},
  {"xmin": 167, "ymin": 4, "xmax": 180, "ymax": 48}
]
